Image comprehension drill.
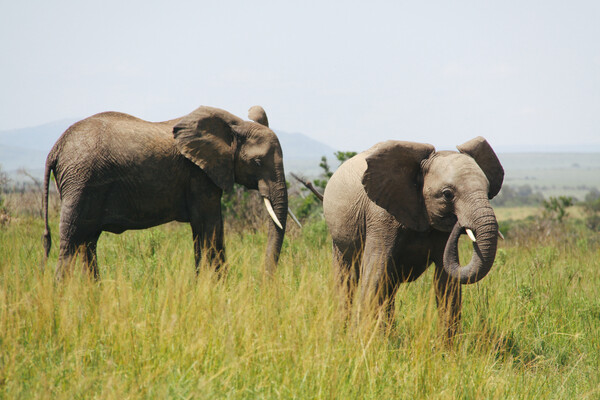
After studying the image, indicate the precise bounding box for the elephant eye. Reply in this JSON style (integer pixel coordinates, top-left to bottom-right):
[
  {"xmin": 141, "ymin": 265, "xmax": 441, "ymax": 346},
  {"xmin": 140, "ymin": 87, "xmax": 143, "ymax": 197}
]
[
  {"xmin": 254, "ymin": 158, "xmax": 262, "ymax": 167},
  {"xmin": 442, "ymin": 189, "xmax": 454, "ymax": 201}
]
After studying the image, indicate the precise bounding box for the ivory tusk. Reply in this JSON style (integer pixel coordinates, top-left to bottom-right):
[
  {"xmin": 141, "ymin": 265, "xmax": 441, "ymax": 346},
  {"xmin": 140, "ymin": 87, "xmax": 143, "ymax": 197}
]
[
  {"xmin": 466, "ymin": 228, "xmax": 477, "ymax": 243},
  {"xmin": 288, "ymin": 207, "xmax": 302, "ymax": 228},
  {"xmin": 263, "ymin": 197, "xmax": 283, "ymax": 230},
  {"xmin": 498, "ymin": 230, "xmax": 505, "ymax": 240}
]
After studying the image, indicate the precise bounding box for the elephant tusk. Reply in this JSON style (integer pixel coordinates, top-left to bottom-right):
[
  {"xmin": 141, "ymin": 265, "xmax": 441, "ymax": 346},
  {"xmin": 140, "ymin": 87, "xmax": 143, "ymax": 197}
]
[
  {"xmin": 263, "ymin": 197, "xmax": 283, "ymax": 230},
  {"xmin": 288, "ymin": 207, "xmax": 302, "ymax": 228},
  {"xmin": 498, "ymin": 230, "xmax": 505, "ymax": 240},
  {"xmin": 466, "ymin": 228, "xmax": 477, "ymax": 243}
]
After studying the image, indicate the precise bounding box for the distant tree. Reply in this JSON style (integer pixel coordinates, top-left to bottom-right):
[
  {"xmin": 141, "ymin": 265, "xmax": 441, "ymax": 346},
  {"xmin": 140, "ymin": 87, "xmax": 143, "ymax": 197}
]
[
  {"xmin": 582, "ymin": 189, "xmax": 600, "ymax": 231},
  {"xmin": 220, "ymin": 183, "xmax": 264, "ymax": 231},
  {"xmin": 313, "ymin": 156, "xmax": 332, "ymax": 191},
  {"xmin": 313, "ymin": 151, "xmax": 357, "ymax": 192},
  {"xmin": 492, "ymin": 184, "xmax": 545, "ymax": 207},
  {"xmin": 334, "ymin": 151, "xmax": 357, "ymax": 164},
  {"xmin": 0, "ymin": 164, "xmax": 9, "ymax": 195},
  {"xmin": 584, "ymin": 188, "xmax": 600, "ymax": 203},
  {"xmin": 295, "ymin": 150, "xmax": 357, "ymax": 220},
  {"xmin": 542, "ymin": 196, "xmax": 574, "ymax": 223},
  {"xmin": 0, "ymin": 164, "xmax": 10, "ymax": 223}
]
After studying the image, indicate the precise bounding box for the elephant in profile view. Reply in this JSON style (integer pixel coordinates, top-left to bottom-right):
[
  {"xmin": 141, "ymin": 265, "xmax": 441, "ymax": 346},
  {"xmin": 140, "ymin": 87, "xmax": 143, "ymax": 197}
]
[
  {"xmin": 42, "ymin": 105, "xmax": 288, "ymax": 279},
  {"xmin": 322, "ymin": 137, "xmax": 504, "ymax": 340}
]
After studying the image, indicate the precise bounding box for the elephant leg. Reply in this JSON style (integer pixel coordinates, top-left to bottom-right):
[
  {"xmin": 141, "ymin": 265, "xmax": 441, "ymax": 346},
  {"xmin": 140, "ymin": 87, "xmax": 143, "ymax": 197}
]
[
  {"xmin": 81, "ymin": 233, "xmax": 101, "ymax": 280},
  {"xmin": 358, "ymin": 236, "xmax": 399, "ymax": 329},
  {"xmin": 434, "ymin": 263, "xmax": 462, "ymax": 343},
  {"xmin": 191, "ymin": 224, "xmax": 225, "ymax": 273},
  {"xmin": 55, "ymin": 199, "xmax": 103, "ymax": 280},
  {"xmin": 55, "ymin": 209, "xmax": 84, "ymax": 280},
  {"xmin": 332, "ymin": 243, "xmax": 359, "ymax": 317},
  {"xmin": 188, "ymin": 183, "xmax": 226, "ymax": 273},
  {"xmin": 56, "ymin": 239, "xmax": 77, "ymax": 280},
  {"xmin": 190, "ymin": 209, "xmax": 225, "ymax": 273},
  {"xmin": 56, "ymin": 235, "xmax": 101, "ymax": 281}
]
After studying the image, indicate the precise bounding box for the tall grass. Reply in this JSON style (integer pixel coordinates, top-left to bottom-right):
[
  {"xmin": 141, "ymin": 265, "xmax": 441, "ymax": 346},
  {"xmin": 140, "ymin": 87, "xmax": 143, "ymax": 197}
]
[{"xmin": 1, "ymin": 216, "xmax": 599, "ymax": 398}]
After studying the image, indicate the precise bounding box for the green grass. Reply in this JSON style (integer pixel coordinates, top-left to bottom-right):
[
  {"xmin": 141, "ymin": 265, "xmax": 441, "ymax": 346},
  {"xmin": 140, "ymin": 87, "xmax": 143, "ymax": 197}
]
[{"xmin": 1, "ymin": 215, "xmax": 599, "ymax": 399}]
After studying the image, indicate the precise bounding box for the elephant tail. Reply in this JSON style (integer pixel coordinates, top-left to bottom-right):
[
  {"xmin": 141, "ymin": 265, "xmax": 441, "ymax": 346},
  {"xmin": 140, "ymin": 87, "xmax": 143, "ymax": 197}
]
[
  {"xmin": 42, "ymin": 151, "xmax": 56, "ymax": 263},
  {"xmin": 291, "ymin": 173, "xmax": 323, "ymax": 201}
]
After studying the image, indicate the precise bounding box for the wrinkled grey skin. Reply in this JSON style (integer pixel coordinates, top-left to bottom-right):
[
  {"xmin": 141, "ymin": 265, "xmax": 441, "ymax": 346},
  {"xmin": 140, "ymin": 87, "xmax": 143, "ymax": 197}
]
[
  {"xmin": 43, "ymin": 105, "xmax": 288, "ymax": 279},
  {"xmin": 323, "ymin": 137, "xmax": 504, "ymax": 340}
]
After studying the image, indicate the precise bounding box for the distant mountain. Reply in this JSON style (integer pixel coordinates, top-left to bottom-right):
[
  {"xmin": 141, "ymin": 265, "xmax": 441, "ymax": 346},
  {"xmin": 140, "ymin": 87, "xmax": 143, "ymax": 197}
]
[
  {"xmin": 6, "ymin": 120, "xmax": 596, "ymax": 193},
  {"xmin": 0, "ymin": 145, "xmax": 48, "ymax": 173},
  {"xmin": 274, "ymin": 130, "xmax": 336, "ymax": 160},
  {"xmin": 0, "ymin": 119, "xmax": 76, "ymax": 179},
  {"xmin": 0, "ymin": 119, "xmax": 76, "ymax": 153},
  {"xmin": 274, "ymin": 130, "xmax": 337, "ymax": 177},
  {"xmin": 495, "ymin": 143, "xmax": 600, "ymax": 153},
  {"xmin": 0, "ymin": 120, "xmax": 337, "ymax": 181}
]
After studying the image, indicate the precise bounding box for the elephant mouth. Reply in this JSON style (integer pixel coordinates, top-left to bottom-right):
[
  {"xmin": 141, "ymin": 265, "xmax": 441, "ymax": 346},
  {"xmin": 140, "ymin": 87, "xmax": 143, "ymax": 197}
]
[{"xmin": 431, "ymin": 214, "xmax": 457, "ymax": 232}]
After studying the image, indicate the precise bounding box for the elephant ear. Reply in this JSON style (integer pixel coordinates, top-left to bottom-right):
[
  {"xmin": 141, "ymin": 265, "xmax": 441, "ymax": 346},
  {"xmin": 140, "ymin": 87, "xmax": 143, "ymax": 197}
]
[
  {"xmin": 248, "ymin": 105, "xmax": 269, "ymax": 127},
  {"xmin": 173, "ymin": 106, "xmax": 239, "ymax": 192},
  {"xmin": 362, "ymin": 140, "xmax": 435, "ymax": 232},
  {"xmin": 457, "ymin": 136, "xmax": 504, "ymax": 199}
]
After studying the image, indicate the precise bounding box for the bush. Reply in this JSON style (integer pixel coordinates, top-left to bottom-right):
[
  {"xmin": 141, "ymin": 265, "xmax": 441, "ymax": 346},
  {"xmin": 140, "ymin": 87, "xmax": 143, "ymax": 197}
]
[
  {"xmin": 582, "ymin": 190, "xmax": 600, "ymax": 231},
  {"xmin": 294, "ymin": 193, "xmax": 322, "ymax": 220},
  {"xmin": 541, "ymin": 196, "xmax": 574, "ymax": 223},
  {"xmin": 0, "ymin": 164, "xmax": 10, "ymax": 225},
  {"xmin": 221, "ymin": 183, "xmax": 266, "ymax": 233},
  {"xmin": 291, "ymin": 151, "xmax": 357, "ymax": 222}
]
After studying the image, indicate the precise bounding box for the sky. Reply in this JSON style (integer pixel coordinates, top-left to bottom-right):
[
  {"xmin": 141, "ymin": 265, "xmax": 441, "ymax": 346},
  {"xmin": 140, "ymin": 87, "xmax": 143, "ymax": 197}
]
[{"xmin": 1, "ymin": 0, "xmax": 599, "ymax": 152}]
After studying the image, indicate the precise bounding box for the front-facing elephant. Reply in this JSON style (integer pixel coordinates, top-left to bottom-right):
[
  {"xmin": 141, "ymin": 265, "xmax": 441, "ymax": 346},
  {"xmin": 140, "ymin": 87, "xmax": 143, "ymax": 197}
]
[
  {"xmin": 42, "ymin": 105, "xmax": 288, "ymax": 279},
  {"xmin": 323, "ymin": 137, "xmax": 504, "ymax": 340}
]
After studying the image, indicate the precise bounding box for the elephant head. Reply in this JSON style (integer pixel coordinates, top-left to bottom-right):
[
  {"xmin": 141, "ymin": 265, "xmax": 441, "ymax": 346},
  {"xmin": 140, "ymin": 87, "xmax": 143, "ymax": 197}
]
[
  {"xmin": 172, "ymin": 106, "xmax": 288, "ymax": 273},
  {"xmin": 362, "ymin": 137, "xmax": 504, "ymax": 284}
]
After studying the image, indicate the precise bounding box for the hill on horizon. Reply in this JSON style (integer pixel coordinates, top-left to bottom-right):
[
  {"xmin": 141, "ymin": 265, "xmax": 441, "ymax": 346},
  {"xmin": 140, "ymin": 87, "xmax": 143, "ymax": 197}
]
[
  {"xmin": 0, "ymin": 119, "xmax": 337, "ymax": 181},
  {"xmin": 1, "ymin": 120, "xmax": 599, "ymax": 201}
]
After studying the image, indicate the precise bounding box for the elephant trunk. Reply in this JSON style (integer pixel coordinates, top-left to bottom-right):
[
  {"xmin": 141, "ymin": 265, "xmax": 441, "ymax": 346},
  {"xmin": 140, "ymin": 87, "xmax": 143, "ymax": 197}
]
[
  {"xmin": 263, "ymin": 179, "xmax": 288, "ymax": 274},
  {"xmin": 443, "ymin": 198, "xmax": 499, "ymax": 285}
]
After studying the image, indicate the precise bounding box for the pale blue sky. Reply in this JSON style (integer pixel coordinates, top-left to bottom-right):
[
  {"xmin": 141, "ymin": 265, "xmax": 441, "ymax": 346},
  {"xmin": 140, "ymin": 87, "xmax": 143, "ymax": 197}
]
[{"xmin": 1, "ymin": 0, "xmax": 598, "ymax": 151}]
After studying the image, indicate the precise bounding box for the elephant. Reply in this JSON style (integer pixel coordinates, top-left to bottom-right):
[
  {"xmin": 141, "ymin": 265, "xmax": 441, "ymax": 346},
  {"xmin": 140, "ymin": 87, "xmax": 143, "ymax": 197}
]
[
  {"xmin": 322, "ymin": 137, "xmax": 504, "ymax": 340},
  {"xmin": 42, "ymin": 105, "xmax": 288, "ymax": 279}
]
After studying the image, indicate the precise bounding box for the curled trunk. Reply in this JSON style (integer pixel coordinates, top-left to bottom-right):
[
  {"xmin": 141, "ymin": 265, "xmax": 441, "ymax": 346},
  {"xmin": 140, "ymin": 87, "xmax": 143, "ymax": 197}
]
[{"xmin": 443, "ymin": 202, "xmax": 499, "ymax": 284}]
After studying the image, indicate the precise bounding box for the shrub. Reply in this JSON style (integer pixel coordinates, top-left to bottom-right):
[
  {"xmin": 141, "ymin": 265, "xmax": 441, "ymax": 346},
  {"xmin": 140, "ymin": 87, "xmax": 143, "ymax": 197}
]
[
  {"xmin": 0, "ymin": 164, "xmax": 10, "ymax": 225},
  {"xmin": 582, "ymin": 190, "xmax": 600, "ymax": 231},
  {"xmin": 291, "ymin": 151, "xmax": 357, "ymax": 222},
  {"xmin": 541, "ymin": 196, "xmax": 573, "ymax": 223},
  {"xmin": 491, "ymin": 184, "xmax": 545, "ymax": 207}
]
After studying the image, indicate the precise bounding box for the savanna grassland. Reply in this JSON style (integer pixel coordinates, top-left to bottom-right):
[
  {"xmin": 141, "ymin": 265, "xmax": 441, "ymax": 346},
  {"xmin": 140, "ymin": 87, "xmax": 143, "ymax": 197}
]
[{"xmin": 1, "ymin": 206, "xmax": 599, "ymax": 399}]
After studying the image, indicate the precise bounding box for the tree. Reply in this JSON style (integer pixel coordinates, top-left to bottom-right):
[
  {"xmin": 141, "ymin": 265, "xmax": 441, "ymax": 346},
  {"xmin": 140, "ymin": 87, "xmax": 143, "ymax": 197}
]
[
  {"xmin": 0, "ymin": 164, "xmax": 10, "ymax": 224},
  {"xmin": 312, "ymin": 151, "xmax": 356, "ymax": 191},
  {"xmin": 584, "ymin": 188, "xmax": 600, "ymax": 203},
  {"xmin": 334, "ymin": 151, "xmax": 357, "ymax": 164},
  {"xmin": 313, "ymin": 156, "xmax": 332, "ymax": 191},
  {"xmin": 582, "ymin": 190, "xmax": 600, "ymax": 231},
  {"xmin": 542, "ymin": 196, "xmax": 574, "ymax": 223},
  {"xmin": 294, "ymin": 150, "xmax": 357, "ymax": 220},
  {"xmin": 491, "ymin": 184, "xmax": 544, "ymax": 207}
]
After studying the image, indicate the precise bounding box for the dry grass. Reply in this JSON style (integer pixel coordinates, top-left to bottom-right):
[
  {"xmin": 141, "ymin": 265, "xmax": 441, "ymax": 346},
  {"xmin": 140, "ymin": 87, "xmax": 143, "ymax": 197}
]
[{"xmin": 1, "ymin": 211, "xmax": 599, "ymax": 398}]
